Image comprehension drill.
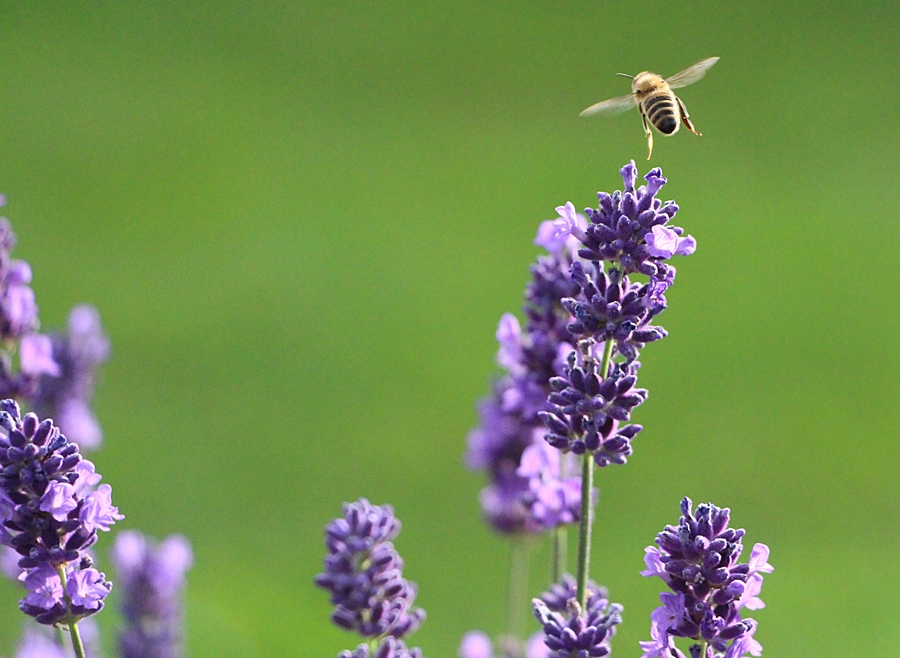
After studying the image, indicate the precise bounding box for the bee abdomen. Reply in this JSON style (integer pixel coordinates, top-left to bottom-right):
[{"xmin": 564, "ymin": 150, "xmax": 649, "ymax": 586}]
[{"xmin": 644, "ymin": 92, "xmax": 678, "ymax": 135}]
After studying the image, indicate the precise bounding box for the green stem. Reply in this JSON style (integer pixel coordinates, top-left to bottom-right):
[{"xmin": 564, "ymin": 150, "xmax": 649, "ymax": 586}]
[
  {"xmin": 575, "ymin": 339, "xmax": 614, "ymax": 610},
  {"xmin": 551, "ymin": 525, "xmax": 567, "ymax": 584},
  {"xmin": 575, "ymin": 453, "xmax": 594, "ymax": 609},
  {"xmin": 55, "ymin": 565, "xmax": 86, "ymax": 658},
  {"xmin": 507, "ymin": 539, "xmax": 530, "ymax": 640}
]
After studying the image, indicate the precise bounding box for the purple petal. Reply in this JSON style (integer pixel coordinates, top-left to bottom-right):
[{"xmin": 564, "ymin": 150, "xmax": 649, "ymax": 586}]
[{"xmin": 19, "ymin": 334, "xmax": 60, "ymax": 377}]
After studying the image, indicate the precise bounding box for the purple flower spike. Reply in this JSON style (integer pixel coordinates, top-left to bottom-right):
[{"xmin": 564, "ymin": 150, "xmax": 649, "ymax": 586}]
[
  {"xmin": 316, "ymin": 499, "xmax": 426, "ymax": 645},
  {"xmin": 0, "ymin": 399, "xmax": 120, "ymax": 625},
  {"xmin": 30, "ymin": 304, "xmax": 110, "ymax": 451},
  {"xmin": 640, "ymin": 498, "xmax": 771, "ymax": 658},
  {"xmin": 111, "ymin": 530, "xmax": 193, "ymax": 658}
]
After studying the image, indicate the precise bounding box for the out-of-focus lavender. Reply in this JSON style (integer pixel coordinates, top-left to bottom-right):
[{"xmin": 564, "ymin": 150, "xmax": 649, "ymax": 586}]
[
  {"xmin": 316, "ymin": 499, "xmax": 426, "ymax": 657},
  {"xmin": 31, "ymin": 304, "xmax": 110, "ymax": 451},
  {"xmin": 465, "ymin": 216, "xmax": 586, "ymax": 535},
  {"xmin": 111, "ymin": 531, "xmax": 193, "ymax": 658},
  {"xmin": 0, "ymin": 400, "xmax": 122, "ymax": 625},
  {"xmin": 0, "ymin": 203, "xmax": 109, "ymax": 454},
  {"xmin": 458, "ymin": 630, "xmax": 549, "ymax": 658},
  {"xmin": 639, "ymin": 498, "xmax": 771, "ymax": 658}
]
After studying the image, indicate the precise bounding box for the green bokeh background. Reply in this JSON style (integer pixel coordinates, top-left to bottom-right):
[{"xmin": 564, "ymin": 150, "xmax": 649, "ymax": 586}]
[{"xmin": 0, "ymin": 2, "xmax": 898, "ymax": 656}]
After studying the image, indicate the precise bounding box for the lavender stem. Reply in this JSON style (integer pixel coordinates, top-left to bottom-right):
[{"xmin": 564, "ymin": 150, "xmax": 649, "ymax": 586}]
[{"xmin": 575, "ymin": 338, "xmax": 613, "ymax": 608}]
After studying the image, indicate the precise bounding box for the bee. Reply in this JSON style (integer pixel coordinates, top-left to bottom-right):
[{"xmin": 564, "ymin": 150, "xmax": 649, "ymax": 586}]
[{"xmin": 580, "ymin": 57, "xmax": 719, "ymax": 159}]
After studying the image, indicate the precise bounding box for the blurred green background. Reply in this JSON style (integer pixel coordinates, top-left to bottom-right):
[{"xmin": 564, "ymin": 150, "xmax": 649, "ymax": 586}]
[{"xmin": 0, "ymin": 1, "xmax": 898, "ymax": 656}]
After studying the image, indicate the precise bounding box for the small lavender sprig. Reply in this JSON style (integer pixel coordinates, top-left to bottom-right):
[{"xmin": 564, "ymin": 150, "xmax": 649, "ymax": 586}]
[
  {"xmin": 316, "ymin": 499, "xmax": 426, "ymax": 657},
  {"xmin": 111, "ymin": 530, "xmax": 193, "ymax": 658},
  {"xmin": 0, "ymin": 400, "xmax": 122, "ymax": 658},
  {"xmin": 639, "ymin": 498, "xmax": 772, "ymax": 658}
]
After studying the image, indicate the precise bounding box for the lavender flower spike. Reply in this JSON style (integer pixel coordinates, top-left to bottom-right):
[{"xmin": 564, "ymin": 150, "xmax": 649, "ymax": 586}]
[
  {"xmin": 316, "ymin": 499, "xmax": 426, "ymax": 656},
  {"xmin": 31, "ymin": 305, "xmax": 110, "ymax": 451},
  {"xmin": 0, "ymin": 399, "xmax": 122, "ymax": 625},
  {"xmin": 111, "ymin": 530, "xmax": 193, "ymax": 658},
  {"xmin": 640, "ymin": 498, "xmax": 771, "ymax": 658}
]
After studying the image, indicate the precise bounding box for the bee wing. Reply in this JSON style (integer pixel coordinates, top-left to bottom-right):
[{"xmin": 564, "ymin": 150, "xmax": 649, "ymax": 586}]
[
  {"xmin": 666, "ymin": 57, "xmax": 719, "ymax": 89},
  {"xmin": 579, "ymin": 94, "xmax": 637, "ymax": 117}
]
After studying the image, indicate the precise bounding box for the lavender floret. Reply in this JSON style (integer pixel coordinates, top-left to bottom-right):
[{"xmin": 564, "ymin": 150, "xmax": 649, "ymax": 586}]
[
  {"xmin": 111, "ymin": 530, "xmax": 193, "ymax": 658},
  {"xmin": 640, "ymin": 498, "xmax": 772, "ymax": 658},
  {"xmin": 0, "ymin": 399, "xmax": 121, "ymax": 625},
  {"xmin": 315, "ymin": 499, "xmax": 425, "ymax": 642}
]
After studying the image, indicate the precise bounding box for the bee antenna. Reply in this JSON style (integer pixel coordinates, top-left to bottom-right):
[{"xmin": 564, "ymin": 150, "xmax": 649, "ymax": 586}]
[{"xmin": 616, "ymin": 73, "xmax": 635, "ymax": 79}]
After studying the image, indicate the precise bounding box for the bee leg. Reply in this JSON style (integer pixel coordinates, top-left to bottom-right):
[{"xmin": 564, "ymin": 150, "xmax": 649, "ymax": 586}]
[
  {"xmin": 641, "ymin": 111, "xmax": 654, "ymax": 159},
  {"xmin": 677, "ymin": 97, "xmax": 702, "ymax": 136}
]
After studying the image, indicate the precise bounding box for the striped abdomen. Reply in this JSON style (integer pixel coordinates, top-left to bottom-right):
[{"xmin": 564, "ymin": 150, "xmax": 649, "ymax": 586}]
[{"xmin": 642, "ymin": 90, "xmax": 680, "ymax": 135}]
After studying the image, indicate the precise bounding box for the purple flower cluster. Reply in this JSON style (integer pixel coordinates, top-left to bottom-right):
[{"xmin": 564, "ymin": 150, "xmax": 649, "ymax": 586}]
[
  {"xmin": 537, "ymin": 162, "xmax": 695, "ymax": 468},
  {"xmin": 111, "ymin": 530, "xmax": 193, "ymax": 658},
  {"xmin": 531, "ymin": 573, "xmax": 622, "ymax": 658},
  {"xmin": 316, "ymin": 499, "xmax": 426, "ymax": 657},
  {"xmin": 31, "ymin": 305, "xmax": 110, "ymax": 451},
  {"xmin": 466, "ymin": 221, "xmax": 587, "ymax": 534},
  {"xmin": 639, "ymin": 498, "xmax": 772, "ymax": 658},
  {"xmin": 0, "ymin": 400, "xmax": 122, "ymax": 625},
  {"xmin": 540, "ymin": 355, "xmax": 646, "ymax": 467},
  {"xmin": 577, "ymin": 164, "xmax": 694, "ymax": 278}
]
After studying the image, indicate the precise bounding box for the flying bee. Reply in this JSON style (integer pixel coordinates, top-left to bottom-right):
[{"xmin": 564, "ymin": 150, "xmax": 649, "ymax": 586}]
[{"xmin": 580, "ymin": 57, "xmax": 719, "ymax": 159}]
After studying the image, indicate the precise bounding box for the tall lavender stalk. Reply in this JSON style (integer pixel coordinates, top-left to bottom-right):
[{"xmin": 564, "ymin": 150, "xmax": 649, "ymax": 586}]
[
  {"xmin": 316, "ymin": 499, "xmax": 426, "ymax": 658},
  {"xmin": 537, "ymin": 162, "xmax": 695, "ymax": 608},
  {"xmin": 111, "ymin": 531, "xmax": 193, "ymax": 658}
]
